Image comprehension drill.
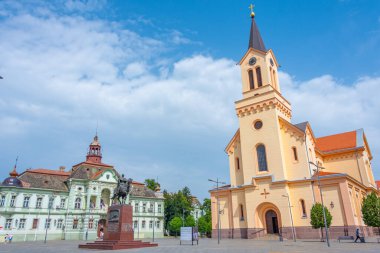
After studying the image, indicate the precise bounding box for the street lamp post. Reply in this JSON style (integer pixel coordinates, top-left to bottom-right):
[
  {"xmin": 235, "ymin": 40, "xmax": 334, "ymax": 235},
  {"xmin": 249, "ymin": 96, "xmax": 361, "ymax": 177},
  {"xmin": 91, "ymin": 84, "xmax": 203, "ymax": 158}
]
[
  {"xmin": 208, "ymin": 178, "xmax": 226, "ymax": 245},
  {"xmin": 44, "ymin": 195, "xmax": 54, "ymax": 244},
  {"xmin": 282, "ymin": 194, "xmax": 296, "ymax": 242},
  {"xmin": 309, "ymin": 161, "xmax": 330, "ymax": 247},
  {"xmin": 152, "ymin": 204, "xmax": 155, "ymax": 242}
]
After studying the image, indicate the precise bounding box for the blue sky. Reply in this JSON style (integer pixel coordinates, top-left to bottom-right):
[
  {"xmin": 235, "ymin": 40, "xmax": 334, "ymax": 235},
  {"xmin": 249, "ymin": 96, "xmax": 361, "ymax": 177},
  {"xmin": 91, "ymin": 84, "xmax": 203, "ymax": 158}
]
[{"xmin": 0, "ymin": 0, "xmax": 379, "ymax": 200}]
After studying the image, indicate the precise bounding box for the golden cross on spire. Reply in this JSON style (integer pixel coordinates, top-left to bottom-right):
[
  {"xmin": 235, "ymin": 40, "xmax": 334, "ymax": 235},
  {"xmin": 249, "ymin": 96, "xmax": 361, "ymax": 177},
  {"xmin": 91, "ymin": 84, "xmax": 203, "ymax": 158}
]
[{"xmin": 249, "ymin": 4, "xmax": 255, "ymax": 18}]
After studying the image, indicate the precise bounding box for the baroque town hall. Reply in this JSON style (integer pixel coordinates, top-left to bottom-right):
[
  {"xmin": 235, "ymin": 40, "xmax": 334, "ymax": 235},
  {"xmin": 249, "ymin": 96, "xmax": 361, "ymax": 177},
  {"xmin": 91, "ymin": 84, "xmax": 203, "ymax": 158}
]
[
  {"xmin": 0, "ymin": 135, "xmax": 164, "ymax": 241},
  {"xmin": 210, "ymin": 10, "xmax": 379, "ymax": 239}
]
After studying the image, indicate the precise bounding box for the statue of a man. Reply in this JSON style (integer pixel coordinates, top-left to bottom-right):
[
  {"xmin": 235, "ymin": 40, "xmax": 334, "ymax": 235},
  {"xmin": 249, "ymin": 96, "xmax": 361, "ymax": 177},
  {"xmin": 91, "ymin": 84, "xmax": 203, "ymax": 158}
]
[{"xmin": 113, "ymin": 174, "xmax": 133, "ymax": 204}]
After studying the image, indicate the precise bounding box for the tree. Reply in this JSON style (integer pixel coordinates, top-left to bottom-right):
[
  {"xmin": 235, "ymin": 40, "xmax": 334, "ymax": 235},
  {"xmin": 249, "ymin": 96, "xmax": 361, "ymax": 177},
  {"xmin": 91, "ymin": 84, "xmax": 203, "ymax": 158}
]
[
  {"xmin": 144, "ymin": 179, "xmax": 160, "ymax": 191},
  {"xmin": 310, "ymin": 203, "xmax": 332, "ymax": 241},
  {"xmin": 362, "ymin": 191, "xmax": 380, "ymax": 234},
  {"xmin": 169, "ymin": 217, "xmax": 182, "ymax": 237},
  {"xmin": 197, "ymin": 216, "xmax": 211, "ymax": 237},
  {"xmin": 199, "ymin": 198, "xmax": 212, "ymax": 237},
  {"xmin": 163, "ymin": 187, "xmax": 194, "ymax": 232},
  {"xmin": 185, "ymin": 215, "xmax": 196, "ymax": 227}
]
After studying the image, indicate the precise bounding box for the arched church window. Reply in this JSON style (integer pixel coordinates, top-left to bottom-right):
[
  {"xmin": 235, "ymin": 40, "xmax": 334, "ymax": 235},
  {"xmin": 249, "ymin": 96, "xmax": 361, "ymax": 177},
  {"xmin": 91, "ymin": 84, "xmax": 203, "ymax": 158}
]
[
  {"xmin": 273, "ymin": 70, "xmax": 277, "ymax": 88},
  {"xmin": 248, "ymin": 69, "xmax": 255, "ymax": 90},
  {"xmin": 300, "ymin": 199, "xmax": 307, "ymax": 217},
  {"xmin": 75, "ymin": 197, "xmax": 81, "ymax": 209},
  {"xmin": 256, "ymin": 67, "xmax": 262, "ymax": 87},
  {"xmin": 240, "ymin": 204, "xmax": 244, "ymax": 220},
  {"xmin": 235, "ymin": 157, "xmax": 240, "ymax": 170},
  {"xmin": 292, "ymin": 147, "xmax": 298, "ymax": 161},
  {"xmin": 269, "ymin": 67, "xmax": 274, "ymax": 86},
  {"xmin": 256, "ymin": 144, "xmax": 268, "ymax": 172}
]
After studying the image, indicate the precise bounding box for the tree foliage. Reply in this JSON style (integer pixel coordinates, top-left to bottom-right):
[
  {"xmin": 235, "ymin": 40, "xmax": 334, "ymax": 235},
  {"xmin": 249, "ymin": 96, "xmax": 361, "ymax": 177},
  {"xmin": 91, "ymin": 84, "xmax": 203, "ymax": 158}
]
[
  {"xmin": 361, "ymin": 192, "xmax": 380, "ymax": 232},
  {"xmin": 310, "ymin": 203, "xmax": 332, "ymax": 229},
  {"xmin": 199, "ymin": 198, "xmax": 212, "ymax": 237},
  {"xmin": 185, "ymin": 215, "xmax": 196, "ymax": 227},
  {"xmin": 163, "ymin": 187, "xmax": 194, "ymax": 233},
  {"xmin": 310, "ymin": 203, "xmax": 332, "ymax": 241},
  {"xmin": 144, "ymin": 178, "xmax": 160, "ymax": 191},
  {"xmin": 169, "ymin": 217, "xmax": 182, "ymax": 236}
]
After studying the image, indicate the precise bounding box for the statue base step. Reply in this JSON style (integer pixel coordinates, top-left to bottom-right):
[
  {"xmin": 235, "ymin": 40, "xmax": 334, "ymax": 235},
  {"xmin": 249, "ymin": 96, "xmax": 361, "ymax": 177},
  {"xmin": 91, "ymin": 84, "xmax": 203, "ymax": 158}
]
[
  {"xmin": 79, "ymin": 240, "xmax": 158, "ymax": 250},
  {"xmin": 78, "ymin": 204, "xmax": 158, "ymax": 250}
]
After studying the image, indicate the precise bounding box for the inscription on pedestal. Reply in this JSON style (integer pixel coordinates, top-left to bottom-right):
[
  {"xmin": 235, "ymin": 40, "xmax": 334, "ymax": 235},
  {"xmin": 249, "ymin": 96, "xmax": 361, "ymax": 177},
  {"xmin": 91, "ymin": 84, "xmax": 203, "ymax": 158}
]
[
  {"xmin": 122, "ymin": 223, "xmax": 133, "ymax": 232},
  {"xmin": 108, "ymin": 221, "xmax": 119, "ymax": 232}
]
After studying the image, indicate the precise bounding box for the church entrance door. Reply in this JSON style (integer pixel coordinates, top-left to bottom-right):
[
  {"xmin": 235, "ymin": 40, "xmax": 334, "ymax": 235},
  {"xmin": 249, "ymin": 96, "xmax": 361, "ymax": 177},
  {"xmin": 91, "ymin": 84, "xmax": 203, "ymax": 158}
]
[{"xmin": 265, "ymin": 210, "xmax": 279, "ymax": 234}]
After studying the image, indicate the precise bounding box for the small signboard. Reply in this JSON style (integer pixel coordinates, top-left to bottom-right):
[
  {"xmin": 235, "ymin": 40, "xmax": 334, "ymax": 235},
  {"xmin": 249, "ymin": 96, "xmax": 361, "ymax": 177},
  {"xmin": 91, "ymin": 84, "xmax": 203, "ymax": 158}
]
[{"xmin": 180, "ymin": 227, "xmax": 199, "ymax": 245}]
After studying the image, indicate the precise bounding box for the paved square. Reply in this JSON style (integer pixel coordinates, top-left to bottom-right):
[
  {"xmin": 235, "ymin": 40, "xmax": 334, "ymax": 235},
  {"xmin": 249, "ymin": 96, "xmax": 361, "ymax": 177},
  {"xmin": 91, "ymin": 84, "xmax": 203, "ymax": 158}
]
[{"xmin": 1, "ymin": 238, "xmax": 379, "ymax": 253}]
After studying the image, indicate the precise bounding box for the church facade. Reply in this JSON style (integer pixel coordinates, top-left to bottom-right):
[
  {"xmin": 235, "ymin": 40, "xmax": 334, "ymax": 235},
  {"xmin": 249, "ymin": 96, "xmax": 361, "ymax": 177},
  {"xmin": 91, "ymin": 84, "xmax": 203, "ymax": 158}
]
[
  {"xmin": 0, "ymin": 135, "xmax": 164, "ymax": 241},
  {"xmin": 210, "ymin": 11, "xmax": 379, "ymax": 240}
]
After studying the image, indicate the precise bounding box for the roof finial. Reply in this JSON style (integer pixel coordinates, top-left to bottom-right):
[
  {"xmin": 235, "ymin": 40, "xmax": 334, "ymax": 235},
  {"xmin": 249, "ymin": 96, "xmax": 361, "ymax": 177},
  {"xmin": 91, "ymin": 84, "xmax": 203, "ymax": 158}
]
[
  {"xmin": 96, "ymin": 120, "xmax": 98, "ymax": 137},
  {"xmin": 249, "ymin": 3, "xmax": 255, "ymax": 18},
  {"xmin": 10, "ymin": 156, "xmax": 19, "ymax": 177}
]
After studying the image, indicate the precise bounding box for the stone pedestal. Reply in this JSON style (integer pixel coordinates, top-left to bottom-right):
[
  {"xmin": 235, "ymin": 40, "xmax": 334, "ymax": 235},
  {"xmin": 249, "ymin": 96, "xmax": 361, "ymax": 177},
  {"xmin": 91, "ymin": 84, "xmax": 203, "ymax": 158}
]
[{"xmin": 79, "ymin": 204, "xmax": 158, "ymax": 250}]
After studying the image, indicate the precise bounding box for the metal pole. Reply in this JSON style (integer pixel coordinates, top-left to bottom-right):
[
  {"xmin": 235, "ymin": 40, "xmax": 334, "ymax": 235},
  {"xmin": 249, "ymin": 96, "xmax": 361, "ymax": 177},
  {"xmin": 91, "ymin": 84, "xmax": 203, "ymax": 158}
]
[
  {"xmin": 283, "ymin": 195, "xmax": 296, "ymax": 242},
  {"xmin": 44, "ymin": 196, "xmax": 52, "ymax": 243},
  {"xmin": 217, "ymin": 178, "xmax": 220, "ymax": 245},
  {"xmin": 152, "ymin": 204, "xmax": 155, "ymax": 242},
  {"xmin": 316, "ymin": 165, "xmax": 330, "ymax": 247},
  {"xmin": 182, "ymin": 208, "xmax": 185, "ymax": 227}
]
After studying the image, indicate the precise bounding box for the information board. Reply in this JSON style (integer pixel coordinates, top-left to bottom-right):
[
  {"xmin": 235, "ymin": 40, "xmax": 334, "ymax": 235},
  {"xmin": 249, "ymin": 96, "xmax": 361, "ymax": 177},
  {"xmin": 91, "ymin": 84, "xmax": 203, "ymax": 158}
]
[
  {"xmin": 180, "ymin": 227, "xmax": 193, "ymax": 241},
  {"xmin": 180, "ymin": 227, "xmax": 199, "ymax": 245}
]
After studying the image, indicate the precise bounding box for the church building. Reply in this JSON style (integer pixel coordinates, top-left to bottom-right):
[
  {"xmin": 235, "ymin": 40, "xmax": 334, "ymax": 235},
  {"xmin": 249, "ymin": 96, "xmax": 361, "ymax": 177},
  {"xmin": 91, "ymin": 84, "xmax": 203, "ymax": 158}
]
[
  {"xmin": 0, "ymin": 135, "xmax": 164, "ymax": 241},
  {"xmin": 210, "ymin": 9, "xmax": 379, "ymax": 240}
]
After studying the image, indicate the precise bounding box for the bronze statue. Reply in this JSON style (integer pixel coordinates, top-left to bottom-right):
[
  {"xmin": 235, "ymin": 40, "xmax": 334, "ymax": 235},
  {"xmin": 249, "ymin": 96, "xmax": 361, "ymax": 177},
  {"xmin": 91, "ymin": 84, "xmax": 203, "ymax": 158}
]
[{"xmin": 112, "ymin": 174, "xmax": 133, "ymax": 204}]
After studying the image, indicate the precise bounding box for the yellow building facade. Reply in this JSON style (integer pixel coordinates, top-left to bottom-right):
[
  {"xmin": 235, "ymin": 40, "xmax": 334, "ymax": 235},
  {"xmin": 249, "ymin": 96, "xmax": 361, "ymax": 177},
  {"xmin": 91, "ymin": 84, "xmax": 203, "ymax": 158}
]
[{"xmin": 210, "ymin": 13, "xmax": 379, "ymax": 240}]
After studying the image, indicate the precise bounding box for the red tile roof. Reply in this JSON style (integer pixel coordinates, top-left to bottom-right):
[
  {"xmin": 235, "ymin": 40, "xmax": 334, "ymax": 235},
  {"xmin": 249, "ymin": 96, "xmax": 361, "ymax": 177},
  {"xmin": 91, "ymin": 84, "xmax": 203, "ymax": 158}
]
[
  {"xmin": 376, "ymin": 180, "xmax": 380, "ymax": 190},
  {"xmin": 72, "ymin": 161, "xmax": 113, "ymax": 168},
  {"xmin": 313, "ymin": 171, "xmax": 341, "ymax": 177},
  {"xmin": 132, "ymin": 181, "xmax": 145, "ymax": 186},
  {"xmin": 316, "ymin": 130, "xmax": 357, "ymax": 152},
  {"xmin": 26, "ymin": 169, "xmax": 70, "ymax": 176}
]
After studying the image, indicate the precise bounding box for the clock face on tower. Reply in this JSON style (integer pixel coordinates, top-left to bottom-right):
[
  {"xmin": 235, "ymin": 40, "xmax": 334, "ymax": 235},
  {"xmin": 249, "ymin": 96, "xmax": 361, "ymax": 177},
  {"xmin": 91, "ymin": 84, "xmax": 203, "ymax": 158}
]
[{"xmin": 248, "ymin": 57, "xmax": 257, "ymax": 66}]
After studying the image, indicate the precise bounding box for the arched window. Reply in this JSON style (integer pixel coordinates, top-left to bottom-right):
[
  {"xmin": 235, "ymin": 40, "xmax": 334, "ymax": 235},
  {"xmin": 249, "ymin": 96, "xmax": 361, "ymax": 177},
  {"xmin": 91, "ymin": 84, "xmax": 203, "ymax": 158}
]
[
  {"xmin": 269, "ymin": 67, "xmax": 274, "ymax": 87},
  {"xmin": 300, "ymin": 199, "xmax": 307, "ymax": 217},
  {"xmin": 256, "ymin": 144, "xmax": 268, "ymax": 171},
  {"xmin": 256, "ymin": 67, "xmax": 262, "ymax": 87},
  {"xmin": 273, "ymin": 70, "xmax": 277, "ymax": 88},
  {"xmin": 235, "ymin": 157, "xmax": 240, "ymax": 170},
  {"xmin": 240, "ymin": 204, "xmax": 244, "ymax": 220},
  {"xmin": 74, "ymin": 197, "xmax": 81, "ymax": 209},
  {"xmin": 292, "ymin": 147, "xmax": 298, "ymax": 161},
  {"xmin": 248, "ymin": 70, "xmax": 255, "ymax": 90}
]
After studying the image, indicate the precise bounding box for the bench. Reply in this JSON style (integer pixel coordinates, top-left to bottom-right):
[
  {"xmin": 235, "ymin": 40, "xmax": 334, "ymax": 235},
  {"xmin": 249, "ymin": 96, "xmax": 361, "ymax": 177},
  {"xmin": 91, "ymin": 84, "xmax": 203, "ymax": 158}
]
[{"xmin": 338, "ymin": 236, "xmax": 354, "ymax": 242}]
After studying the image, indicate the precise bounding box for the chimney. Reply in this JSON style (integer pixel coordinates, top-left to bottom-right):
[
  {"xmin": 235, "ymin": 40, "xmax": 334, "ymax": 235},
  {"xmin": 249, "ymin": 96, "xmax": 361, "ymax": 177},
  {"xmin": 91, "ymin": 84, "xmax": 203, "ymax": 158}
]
[{"xmin": 59, "ymin": 166, "xmax": 66, "ymax": 172}]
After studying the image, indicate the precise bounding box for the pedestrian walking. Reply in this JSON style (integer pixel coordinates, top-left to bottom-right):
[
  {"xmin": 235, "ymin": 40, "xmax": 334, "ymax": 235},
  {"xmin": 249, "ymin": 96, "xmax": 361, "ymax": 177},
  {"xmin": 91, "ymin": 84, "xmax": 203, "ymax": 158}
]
[{"xmin": 354, "ymin": 228, "xmax": 361, "ymax": 242}]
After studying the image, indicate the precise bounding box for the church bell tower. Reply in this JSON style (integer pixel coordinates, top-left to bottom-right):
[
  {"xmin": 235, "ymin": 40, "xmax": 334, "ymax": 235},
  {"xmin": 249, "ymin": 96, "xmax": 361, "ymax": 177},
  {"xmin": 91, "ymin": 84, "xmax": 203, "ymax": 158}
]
[{"xmin": 234, "ymin": 6, "xmax": 292, "ymax": 184}]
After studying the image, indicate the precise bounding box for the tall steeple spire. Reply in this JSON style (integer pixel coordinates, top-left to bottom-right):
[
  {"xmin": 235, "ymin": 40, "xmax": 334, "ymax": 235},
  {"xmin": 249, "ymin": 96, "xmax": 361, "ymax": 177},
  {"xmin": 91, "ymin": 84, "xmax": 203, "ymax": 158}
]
[{"xmin": 248, "ymin": 4, "xmax": 266, "ymax": 52}]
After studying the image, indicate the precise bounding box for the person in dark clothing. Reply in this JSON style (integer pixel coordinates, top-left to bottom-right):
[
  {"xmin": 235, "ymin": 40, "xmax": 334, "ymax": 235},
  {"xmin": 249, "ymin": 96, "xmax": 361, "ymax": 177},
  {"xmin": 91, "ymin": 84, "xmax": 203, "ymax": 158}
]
[{"xmin": 354, "ymin": 228, "xmax": 361, "ymax": 242}]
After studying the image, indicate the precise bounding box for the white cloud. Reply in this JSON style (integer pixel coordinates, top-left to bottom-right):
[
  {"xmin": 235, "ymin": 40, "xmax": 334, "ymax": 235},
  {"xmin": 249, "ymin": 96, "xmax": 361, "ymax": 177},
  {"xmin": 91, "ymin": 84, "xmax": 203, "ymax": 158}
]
[{"xmin": 0, "ymin": 3, "xmax": 378, "ymax": 200}]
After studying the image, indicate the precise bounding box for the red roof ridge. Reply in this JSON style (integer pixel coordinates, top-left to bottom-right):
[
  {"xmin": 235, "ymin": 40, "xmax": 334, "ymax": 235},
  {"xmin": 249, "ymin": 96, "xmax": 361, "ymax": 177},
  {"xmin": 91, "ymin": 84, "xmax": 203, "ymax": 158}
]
[
  {"xmin": 132, "ymin": 181, "xmax": 145, "ymax": 186},
  {"xmin": 26, "ymin": 169, "xmax": 71, "ymax": 176},
  {"xmin": 316, "ymin": 130, "xmax": 357, "ymax": 152},
  {"xmin": 313, "ymin": 171, "xmax": 342, "ymax": 177},
  {"xmin": 72, "ymin": 161, "xmax": 113, "ymax": 168},
  {"xmin": 376, "ymin": 180, "xmax": 380, "ymax": 190}
]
